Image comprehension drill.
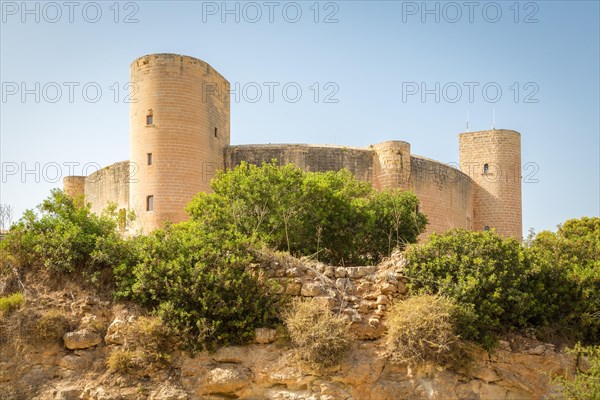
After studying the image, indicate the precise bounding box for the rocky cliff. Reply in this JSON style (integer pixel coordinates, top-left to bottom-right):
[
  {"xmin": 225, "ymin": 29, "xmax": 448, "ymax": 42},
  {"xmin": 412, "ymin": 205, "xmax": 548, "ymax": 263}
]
[{"xmin": 0, "ymin": 254, "xmax": 576, "ymax": 400}]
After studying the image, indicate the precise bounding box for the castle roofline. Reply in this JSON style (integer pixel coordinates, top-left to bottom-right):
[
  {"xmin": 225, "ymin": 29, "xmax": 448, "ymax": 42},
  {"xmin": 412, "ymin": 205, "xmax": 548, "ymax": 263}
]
[
  {"xmin": 130, "ymin": 53, "xmax": 229, "ymax": 84},
  {"xmin": 228, "ymin": 143, "xmax": 369, "ymax": 151},
  {"xmin": 458, "ymin": 129, "xmax": 520, "ymax": 137}
]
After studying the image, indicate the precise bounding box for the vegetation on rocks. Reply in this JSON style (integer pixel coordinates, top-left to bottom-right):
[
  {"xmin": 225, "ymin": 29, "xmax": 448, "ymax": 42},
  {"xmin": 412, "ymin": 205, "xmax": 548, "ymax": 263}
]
[
  {"xmin": 0, "ymin": 292, "xmax": 24, "ymax": 316},
  {"xmin": 283, "ymin": 298, "xmax": 352, "ymax": 371},
  {"xmin": 0, "ymin": 163, "xmax": 597, "ymax": 396},
  {"xmin": 404, "ymin": 218, "xmax": 600, "ymax": 349},
  {"xmin": 385, "ymin": 294, "xmax": 464, "ymax": 366}
]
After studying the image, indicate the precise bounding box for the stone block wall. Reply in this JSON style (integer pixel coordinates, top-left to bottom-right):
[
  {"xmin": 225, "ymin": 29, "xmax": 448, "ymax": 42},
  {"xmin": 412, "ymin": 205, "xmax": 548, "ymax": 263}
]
[
  {"xmin": 409, "ymin": 155, "xmax": 474, "ymax": 236},
  {"xmin": 83, "ymin": 161, "xmax": 130, "ymax": 215}
]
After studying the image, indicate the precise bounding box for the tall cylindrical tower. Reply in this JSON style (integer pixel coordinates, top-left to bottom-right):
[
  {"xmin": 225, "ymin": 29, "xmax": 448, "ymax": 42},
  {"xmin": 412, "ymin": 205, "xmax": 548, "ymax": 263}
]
[
  {"xmin": 130, "ymin": 54, "xmax": 230, "ymax": 232},
  {"xmin": 459, "ymin": 129, "xmax": 522, "ymax": 240},
  {"xmin": 371, "ymin": 141, "xmax": 411, "ymax": 191}
]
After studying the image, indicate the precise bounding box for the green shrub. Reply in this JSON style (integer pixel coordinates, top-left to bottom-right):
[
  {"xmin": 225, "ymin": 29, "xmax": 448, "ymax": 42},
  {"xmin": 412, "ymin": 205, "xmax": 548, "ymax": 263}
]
[
  {"xmin": 385, "ymin": 295, "xmax": 464, "ymax": 366},
  {"xmin": 114, "ymin": 222, "xmax": 280, "ymax": 352},
  {"xmin": 554, "ymin": 344, "xmax": 600, "ymax": 400},
  {"xmin": 187, "ymin": 161, "xmax": 426, "ymax": 265},
  {"xmin": 283, "ymin": 298, "xmax": 352, "ymax": 371},
  {"xmin": 1, "ymin": 190, "xmax": 127, "ymax": 275},
  {"xmin": 405, "ymin": 229, "xmax": 536, "ymax": 348},
  {"xmin": 527, "ymin": 217, "xmax": 600, "ymax": 342},
  {"xmin": 0, "ymin": 292, "xmax": 24, "ymax": 315}
]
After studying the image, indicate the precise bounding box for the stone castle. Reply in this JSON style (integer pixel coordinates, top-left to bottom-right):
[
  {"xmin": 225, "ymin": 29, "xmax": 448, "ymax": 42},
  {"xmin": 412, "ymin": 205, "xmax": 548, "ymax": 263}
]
[{"xmin": 63, "ymin": 53, "xmax": 522, "ymax": 240}]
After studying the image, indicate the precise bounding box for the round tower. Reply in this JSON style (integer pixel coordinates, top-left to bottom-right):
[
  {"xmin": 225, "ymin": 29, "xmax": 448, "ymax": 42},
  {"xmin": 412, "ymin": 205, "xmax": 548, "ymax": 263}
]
[
  {"xmin": 63, "ymin": 176, "xmax": 85, "ymax": 199},
  {"xmin": 372, "ymin": 141, "xmax": 411, "ymax": 191},
  {"xmin": 459, "ymin": 129, "xmax": 522, "ymax": 240},
  {"xmin": 130, "ymin": 54, "xmax": 230, "ymax": 232}
]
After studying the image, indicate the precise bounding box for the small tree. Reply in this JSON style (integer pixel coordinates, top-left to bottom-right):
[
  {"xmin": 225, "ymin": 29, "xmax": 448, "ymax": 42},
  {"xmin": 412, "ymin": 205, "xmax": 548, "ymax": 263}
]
[{"xmin": 187, "ymin": 161, "xmax": 427, "ymax": 265}]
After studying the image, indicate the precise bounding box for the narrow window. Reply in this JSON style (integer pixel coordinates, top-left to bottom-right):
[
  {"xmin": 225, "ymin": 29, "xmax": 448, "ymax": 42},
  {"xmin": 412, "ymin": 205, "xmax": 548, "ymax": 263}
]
[
  {"xmin": 214, "ymin": 127, "xmax": 218, "ymax": 138},
  {"xmin": 146, "ymin": 114, "xmax": 153, "ymax": 125},
  {"xmin": 483, "ymin": 225, "xmax": 490, "ymax": 231},
  {"xmin": 483, "ymin": 163, "xmax": 489, "ymax": 174},
  {"xmin": 147, "ymin": 153, "xmax": 153, "ymax": 165},
  {"xmin": 146, "ymin": 195, "xmax": 154, "ymax": 212}
]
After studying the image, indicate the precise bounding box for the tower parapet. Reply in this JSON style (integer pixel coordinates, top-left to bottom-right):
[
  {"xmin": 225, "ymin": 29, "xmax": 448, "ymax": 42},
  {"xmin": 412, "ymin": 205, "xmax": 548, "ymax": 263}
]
[{"xmin": 459, "ymin": 129, "xmax": 522, "ymax": 240}]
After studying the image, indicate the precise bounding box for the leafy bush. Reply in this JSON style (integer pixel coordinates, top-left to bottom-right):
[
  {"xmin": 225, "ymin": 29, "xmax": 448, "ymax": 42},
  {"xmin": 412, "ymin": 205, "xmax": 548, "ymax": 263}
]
[
  {"xmin": 283, "ymin": 298, "xmax": 352, "ymax": 371},
  {"xmin": 187, "ymin": 161, "xmax": 426, "ymax": 265},
  {"xmin": 405, "ymin": 229, "xmax": 536, "ymax": 348},
  {"xmin": 527, "ymin": 217, "xmax": 600, "ymax": 342},
  {"xmin": 385, "ymin": 295, "xmax": 464, "ymax": 366},
  {"xmin": 554, "ymin": 344, "xmax": 600, "ymax": 400},
  {"xmin": 0, "ymin": 292, "xmax": 24, "ymax": 315},
  {"xmin": 114, "ymin": 221, "xmax": 280, "ymax": 352},
  {"xmin": 1, "ymin": 190, "xmax": 126, "ymax": 275}
]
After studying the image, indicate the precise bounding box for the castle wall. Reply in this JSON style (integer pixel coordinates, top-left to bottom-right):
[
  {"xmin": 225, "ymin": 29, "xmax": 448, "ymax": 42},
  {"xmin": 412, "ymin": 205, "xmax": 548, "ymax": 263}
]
[
  {"xmin": 130, "ymin": 54, "xmax": 230, "ymax": 232},
  {"xmin": 226, "ymin": 143, "xmax": 475, "ymax": 238},
  {"xmin": 459, "ymin": 130, "xmax": 522, "ymax": 240},
  {"xmin": 409, "ymin": 156, "xmax": 474, "ymax": 236},
  {"xmin": 84, "ymin": 161, "xmax": 130, "ymax": 216},
  {"xmin": 61, "ymin": 54, "xmax": 522, "ymax": 241},
  {"xmin": 226, "ymin": 144, "xmax": 374, "ymax": 182}
]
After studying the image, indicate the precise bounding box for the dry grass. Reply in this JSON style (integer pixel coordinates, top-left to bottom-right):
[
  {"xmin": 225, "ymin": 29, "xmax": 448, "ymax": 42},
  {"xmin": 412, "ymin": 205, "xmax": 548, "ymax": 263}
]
[
  {"xmin": 385, "ymin": 294, "xmax": 464, "ymax": 367},
  {"xmin": 107, "ymin": 349, "xmax": 140, "ymax": 373},
  {"xmin": 127, "ymin": 316, "xmax": 172, "ymax": 365},
  {"xmin": 107, "ymin": 316, "xmax": 173, "ymax": 375},
  {"xmin": 0, "ymin": 292, "xmax": 24, "ymax": 317},
  {"xmin": 35, "ymin": 309, "xmax": 70, "ymax": 342},
  {"xmin": 283, "ymin": 298, "xmax": 352, "ymax": 371}
]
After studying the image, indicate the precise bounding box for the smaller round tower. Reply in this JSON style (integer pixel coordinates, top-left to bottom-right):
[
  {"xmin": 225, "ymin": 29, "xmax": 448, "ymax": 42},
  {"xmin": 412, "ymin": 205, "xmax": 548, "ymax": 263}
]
[
  {"xmin": 459, "ymin": 129, "xmax": 522, "ymax": 240},
  {"xmin": 63, "ymin": 176, "xmax": 85, "ymax": 199},
  {"xmin": 372, "ymin": 141, "xmax": 411, "ymax": 190}
]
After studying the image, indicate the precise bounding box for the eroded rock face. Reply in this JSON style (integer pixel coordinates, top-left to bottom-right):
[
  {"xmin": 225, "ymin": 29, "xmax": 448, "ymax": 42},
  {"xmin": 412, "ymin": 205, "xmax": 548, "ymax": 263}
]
[{"xmin": 0, "ymin": 253, "xmax": 578, "ymax": 400}]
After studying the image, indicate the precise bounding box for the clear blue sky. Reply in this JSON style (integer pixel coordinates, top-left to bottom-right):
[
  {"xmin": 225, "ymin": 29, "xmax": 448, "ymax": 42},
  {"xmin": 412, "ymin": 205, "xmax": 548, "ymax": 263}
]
[{"xmin": 1, "ymin": 0, "xmax": 599, "ymax": 235}]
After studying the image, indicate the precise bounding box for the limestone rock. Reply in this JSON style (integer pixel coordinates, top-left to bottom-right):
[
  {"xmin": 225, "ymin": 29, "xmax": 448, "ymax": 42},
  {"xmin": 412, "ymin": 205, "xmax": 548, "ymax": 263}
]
[
  {"xmin": 301, "ymin": 282, "xmax": 324, "ymax": 297},
  {"xmin": 104, "ymin": 318, "xmax": 127, "ymax": 345},
  {"xmin": 63, "ymin": 329, "xmax": 102, "ymax": 349},
  {"xmin": 213, "ymin": 346, "xmax": 248, "ymax": 363},
  {"xmin": 255, "ymin": 327, "xmax": 277, "ymax": 344},
  {"xmin": 203, "ymin": 365, "xmax": 251, "ymax": 394}
]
